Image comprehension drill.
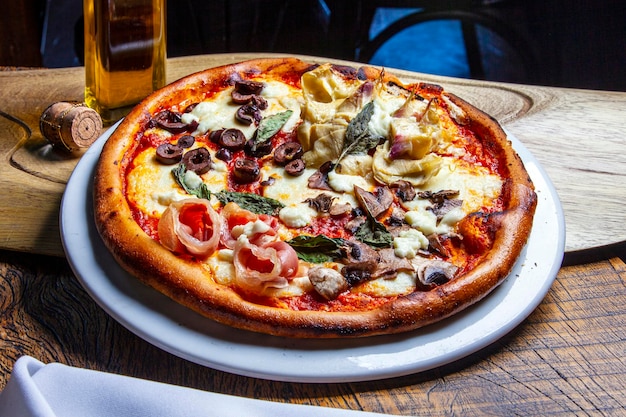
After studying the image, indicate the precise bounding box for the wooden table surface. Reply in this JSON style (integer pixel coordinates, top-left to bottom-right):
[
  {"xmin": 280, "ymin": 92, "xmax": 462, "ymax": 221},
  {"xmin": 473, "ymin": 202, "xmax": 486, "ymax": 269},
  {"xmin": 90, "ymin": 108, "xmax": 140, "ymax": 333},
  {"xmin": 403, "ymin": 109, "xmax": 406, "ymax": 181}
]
[{"xmin": 1, "ymin": 54, "xmax": 625, "ymax": 415}]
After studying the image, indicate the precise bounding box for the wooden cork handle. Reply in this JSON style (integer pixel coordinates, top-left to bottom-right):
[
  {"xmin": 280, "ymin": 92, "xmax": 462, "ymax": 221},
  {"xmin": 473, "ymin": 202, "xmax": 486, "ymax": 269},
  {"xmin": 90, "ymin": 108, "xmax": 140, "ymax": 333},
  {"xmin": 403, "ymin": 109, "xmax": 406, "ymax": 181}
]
[{"xmin": 40, "ymin": 102, "xmax": 103, "ymax": 152}]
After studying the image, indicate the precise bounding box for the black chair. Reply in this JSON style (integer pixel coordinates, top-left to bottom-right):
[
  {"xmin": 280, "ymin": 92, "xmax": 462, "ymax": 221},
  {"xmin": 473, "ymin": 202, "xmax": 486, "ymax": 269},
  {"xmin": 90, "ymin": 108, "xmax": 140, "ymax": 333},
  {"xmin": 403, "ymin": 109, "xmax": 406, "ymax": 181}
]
[{"xmin": 324, "ymin": 0, "xmax": 540, "ymax": 83}]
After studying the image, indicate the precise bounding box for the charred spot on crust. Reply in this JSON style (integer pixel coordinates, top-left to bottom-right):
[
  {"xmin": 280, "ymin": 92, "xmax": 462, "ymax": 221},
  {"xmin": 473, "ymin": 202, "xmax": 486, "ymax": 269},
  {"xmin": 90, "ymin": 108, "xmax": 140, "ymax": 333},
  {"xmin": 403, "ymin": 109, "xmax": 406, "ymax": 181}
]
[
  {"xmin": 331, "ymin": 64, "xmax": 359, "ymax": 79},
  {"xmin": 418, "ymin": 82, "xmax": 444, "ymax": 95},
  {"xmin": 457, "ymin": 212, "xmax": 499, "ymax": 254}
]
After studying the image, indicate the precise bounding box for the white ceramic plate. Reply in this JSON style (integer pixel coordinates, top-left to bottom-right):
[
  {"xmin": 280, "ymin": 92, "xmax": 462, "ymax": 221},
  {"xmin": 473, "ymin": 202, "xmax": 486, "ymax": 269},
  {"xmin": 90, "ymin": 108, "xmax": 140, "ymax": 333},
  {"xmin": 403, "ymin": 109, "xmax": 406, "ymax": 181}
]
[{"xmin": 60, "ymin": 123, "xmax": 564, "ymax": 383}]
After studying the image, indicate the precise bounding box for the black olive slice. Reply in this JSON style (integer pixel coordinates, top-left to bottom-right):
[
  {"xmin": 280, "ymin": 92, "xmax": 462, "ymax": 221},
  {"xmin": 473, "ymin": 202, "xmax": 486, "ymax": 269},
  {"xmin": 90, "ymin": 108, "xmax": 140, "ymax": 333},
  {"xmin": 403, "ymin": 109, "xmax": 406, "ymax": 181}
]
[
  {"xmin": 182, "ymin": 147, "xmax": 212, "ymax": 175},
  {"xmin": 219, "ymin": 129, "xmax": 246, "ymax": 150},
  {"xmin": 153, "ymin": 110, "xmax": 191, "ymax": 133},
  {"xmin": 232, "ymin": 157, "xmax": 260, "ymax": 183},
  {"xmin": 177, "ymin": 135, "xmax": 195, "ymax": 148},
  {"xmin": 231, "ymin": 91, "xmax": 253, "ymax": 105},
  {"xmin": 244, "ymin": 138, "xmax": 272, "ymax": 158},
  {"xmin": 231, "ymin": 80, "xmax": 264, "ymax": 104},
  {"xmin": 235, "ymin": 104, "xmax": 261, "ymax": 125},
  {"xmin": 284, "ymin": 158, "xmax": 306, "ymax": 176},
  {"xmin": 273, "ymin": 142, "xmax": 303, "ymax": 165},
  {"xmin": 251, "ymin": 95, "xmax": 268, "ymax": 110},
  {"xmin": 261, "ymin": 176, "xmax": 276, "ymax": 186},
  {"xmin": 155, "ymin": 143, "xmax": 184, "ymax": 164},
  {"xmin": 183, "ymin": 103, "xmax": 199, "ymax": 113},
  {"xmin": 236, "ymin": 80, "xmax": 264, "ymax": 95},
  {"xmin": 215, "ymin": 148, "xmax": 232, "ymax": 161},
  {"xmin": 209, "ymin": 129, "xmax": 224, "ymax": 144}
]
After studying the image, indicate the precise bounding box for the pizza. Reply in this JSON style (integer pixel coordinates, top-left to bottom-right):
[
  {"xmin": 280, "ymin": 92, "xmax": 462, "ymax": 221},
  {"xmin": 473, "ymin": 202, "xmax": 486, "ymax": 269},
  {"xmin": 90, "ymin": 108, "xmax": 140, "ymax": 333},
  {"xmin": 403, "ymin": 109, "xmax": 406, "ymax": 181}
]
[{"xmin": 93, "ymin": 57, "xmax": 537, "ymax": 338}]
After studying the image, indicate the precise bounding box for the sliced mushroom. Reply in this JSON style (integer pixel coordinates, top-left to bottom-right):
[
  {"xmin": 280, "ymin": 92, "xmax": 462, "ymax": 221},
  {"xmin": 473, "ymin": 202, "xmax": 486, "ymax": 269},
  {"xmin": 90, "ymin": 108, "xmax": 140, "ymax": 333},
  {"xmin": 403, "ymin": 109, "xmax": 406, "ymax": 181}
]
[
  {"xmin": 411, "ymin": 257, "xmax": 458, "ymax": 290},
  {"xmin": 429, "ymin": 198, "xmax": 463, "ymax": 220},
  {"xmin": 419, "ymin": 189, "xmax": 462, "ymax": 219},
  {"xmin": 307, "ymin": 161, "xmax": 334, "ymax": 191},
  {"xmin": 418, "ymin": 189, "xmax": 459, "ymax": 203},
  {"xmin": 354, "ymin": 185, "xmax": 393, "ymax": 219},
  {"xmin": 386, "ymin": 207, "xmax": 407, "ymax": 227},
  {"xmin": 329, "ymin": 202, "xmax": 352, "ymax": 217},
  {"xmin": 370, "ymin": 248, "xmax": 413, "ymax": 280},
  {"xmin": 308, "ymin": 266, "xmax": 348, "ymax": 300},
  {"xmin": 340, "ymin": 240, "xmax": 380, "ymax": 285},
  {"xmin": 389, "ymin": 180, "xmax": 416, "ymax": 202},
  {"xmin": 342, "ymin": 240, "xmax": 380, "ymax": 266},
  {"xmin": 341, "ymin": 266, "xmax": 372, "ymax": 287},
  {"xmin": 305, "ymin": 193, "xmax": 335, "ymax": 213},
  {"xmin": 427, "ymin": 233, "xmax": 451, "ymax": 257},
  {"xmin": 344, "ymin": 215, "xmax": 366, "ymax": 233}
]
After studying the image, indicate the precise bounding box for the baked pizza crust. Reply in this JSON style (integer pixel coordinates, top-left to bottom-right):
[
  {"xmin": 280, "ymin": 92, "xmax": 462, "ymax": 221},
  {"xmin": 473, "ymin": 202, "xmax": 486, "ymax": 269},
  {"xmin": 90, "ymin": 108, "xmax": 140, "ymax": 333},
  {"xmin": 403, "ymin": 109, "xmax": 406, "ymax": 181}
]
[{"xmin": 94, "ymin": 57, "xmax": 537, "ymax": 338}]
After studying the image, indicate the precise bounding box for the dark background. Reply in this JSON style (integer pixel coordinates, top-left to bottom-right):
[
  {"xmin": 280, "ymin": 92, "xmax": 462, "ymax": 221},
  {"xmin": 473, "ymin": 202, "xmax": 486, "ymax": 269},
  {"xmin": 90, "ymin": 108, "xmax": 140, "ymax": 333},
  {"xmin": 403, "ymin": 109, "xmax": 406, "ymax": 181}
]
[{"xmin": 3, "ymin": 0, "xmax": 625, "ymax": 91}]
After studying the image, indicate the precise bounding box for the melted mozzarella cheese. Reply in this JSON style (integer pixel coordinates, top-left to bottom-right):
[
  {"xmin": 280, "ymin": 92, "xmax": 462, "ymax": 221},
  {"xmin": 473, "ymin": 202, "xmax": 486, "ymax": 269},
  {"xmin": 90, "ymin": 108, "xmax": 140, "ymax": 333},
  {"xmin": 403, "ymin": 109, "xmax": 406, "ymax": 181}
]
[
  {"xmin": 181, "ymin": 81, "xmax": 302, "ymax": 137},
  {"xmin": 404, "ymin": 210, "xmax": 438, "ymax": 236},
  {"xmin": 261, "ymin": 166, "xmax": 360, "ymax": 209},
  {"xmin": 404, "ymin": 157, "xmax": 503, "ymax": 216},
  {"xmin": 327, "ymin": 169, "xmax": 373, "ymax": 194},
  {"xmin": 262, "ymin": 276, "xmax": 313, "ymax": 298},
  {"xmin": 353, "ymin": 271, "xmax": 416, "ymax": 297},
  {"xmin": 127, "ymin": 147, "xmax": 227, "ymax": 216},
  {"xmin": 128, "ymin": 149, "xmax": 188, "ymax": 216},
  {"xmin": 394, "ymin": 228, "xmax": 429, "ymax": 258},
  {"xmin": 181, "ymin": 91, "xmax": 250, "ymax": 136},
  {"xmin": 131, "ymin": 67, "xmax": 509, "ymax": 302},
  {"xmin": 207, "ymin": 255, "xmax": 235, "ymax": 285},
  {"xmin": 279, "ymin": 204, "xmax": 317, "ymax": 228}
]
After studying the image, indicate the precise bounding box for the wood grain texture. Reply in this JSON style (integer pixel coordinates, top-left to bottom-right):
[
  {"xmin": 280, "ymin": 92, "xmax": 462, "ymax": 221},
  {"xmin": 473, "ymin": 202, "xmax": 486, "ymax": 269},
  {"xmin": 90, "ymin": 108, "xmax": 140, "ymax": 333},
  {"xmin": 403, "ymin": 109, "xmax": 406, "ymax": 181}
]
[
  {"xmin": 0, "ymin": 53, "xmax": 625, "ymax": 256},
  {"xmin": 1, "ymin": 250, "xmax": 624, "ymax": 416}
]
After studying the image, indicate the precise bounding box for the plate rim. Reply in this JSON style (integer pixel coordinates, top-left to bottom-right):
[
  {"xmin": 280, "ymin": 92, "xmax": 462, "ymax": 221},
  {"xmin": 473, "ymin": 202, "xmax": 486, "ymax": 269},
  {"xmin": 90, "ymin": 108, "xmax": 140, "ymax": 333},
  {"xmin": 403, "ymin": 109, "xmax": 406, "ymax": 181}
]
[{"xmin": 60, "ymin": 124, "xmax": 565, "ymax": 383}]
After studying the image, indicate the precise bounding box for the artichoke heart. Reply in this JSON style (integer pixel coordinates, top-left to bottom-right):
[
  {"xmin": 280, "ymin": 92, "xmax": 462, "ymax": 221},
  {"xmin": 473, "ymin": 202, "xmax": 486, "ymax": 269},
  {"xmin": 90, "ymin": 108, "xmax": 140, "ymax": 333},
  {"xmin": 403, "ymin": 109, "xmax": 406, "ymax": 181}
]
[
  {"xmin": 389, "ymin": 118, "xmax": 435, "ymax": 160},
  {"xmin": 301, "ymin": 119, "xmax": 348, "ymax": 168},
  {"xmin": 372, "ymin": 142, "xmax": 442, "ymax": 186},
  {"xmin": 301, "ymin": 63, "xmax": 360, "ymax": 104},
  {"xmin": 389, "ymin": 102, "xmax": 441, "ymax": 160},
  {"xmin": 299, "ymin": 64, "xmax": 369, "ymax": 167}
]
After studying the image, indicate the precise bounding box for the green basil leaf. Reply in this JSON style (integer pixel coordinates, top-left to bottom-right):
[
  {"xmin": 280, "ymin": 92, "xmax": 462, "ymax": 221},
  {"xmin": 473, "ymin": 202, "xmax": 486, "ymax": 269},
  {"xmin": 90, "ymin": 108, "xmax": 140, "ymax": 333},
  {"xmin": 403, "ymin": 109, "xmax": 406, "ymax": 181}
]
[
  {"xmin": 254, "ymin": 110, "xmax": 293, "ymax": 144},
  {"xmin": 172, "ymin": 164, "xmax": 211, "ymax": 199},
  {"xmin": 214, "ymin": 191, "xmax": 284, "ymax": 215},
  {"xmin": 354, "ymin": 217, "xmax": 393, "ymax": 248},
  {"xmin": 339, "ymin": 101, "xmax": 382, "ymax": 162},
  {"xmin": 287, "ymin": 235, "xmax": 346, "ymax": 263}
]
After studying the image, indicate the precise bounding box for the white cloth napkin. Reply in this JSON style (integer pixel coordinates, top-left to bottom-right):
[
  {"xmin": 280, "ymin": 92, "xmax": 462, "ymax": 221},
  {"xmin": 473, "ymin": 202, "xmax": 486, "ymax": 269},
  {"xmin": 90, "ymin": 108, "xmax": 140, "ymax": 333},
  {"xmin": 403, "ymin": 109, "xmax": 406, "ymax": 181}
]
[{"xmin": 0, "ymin": 356, "xmax": 398, "ymax": 417}]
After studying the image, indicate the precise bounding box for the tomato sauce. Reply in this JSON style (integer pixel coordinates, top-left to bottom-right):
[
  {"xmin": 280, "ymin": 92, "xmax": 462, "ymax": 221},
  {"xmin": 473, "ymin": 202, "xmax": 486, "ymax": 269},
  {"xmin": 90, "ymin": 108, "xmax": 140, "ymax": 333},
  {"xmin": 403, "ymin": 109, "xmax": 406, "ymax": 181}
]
[
  {"xmin": 120, "ymin": 72, "xmax": 514, "ymax": 315},
  {"xmin": 280, "ymin": 290, "xmax": 394, "ymax": 312},
  {"xmin": 301, "ymin": 214, "xmax": 352, "ymax": 240}
]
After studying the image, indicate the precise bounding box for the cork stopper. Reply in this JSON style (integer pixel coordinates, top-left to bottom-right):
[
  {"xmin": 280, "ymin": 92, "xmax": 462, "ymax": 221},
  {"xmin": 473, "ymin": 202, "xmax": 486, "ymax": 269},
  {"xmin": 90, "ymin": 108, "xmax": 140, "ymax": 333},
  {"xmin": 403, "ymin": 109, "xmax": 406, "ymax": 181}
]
[{"xmin": 40, "ymin": 102, "xmax": 103, "ymax": 152}]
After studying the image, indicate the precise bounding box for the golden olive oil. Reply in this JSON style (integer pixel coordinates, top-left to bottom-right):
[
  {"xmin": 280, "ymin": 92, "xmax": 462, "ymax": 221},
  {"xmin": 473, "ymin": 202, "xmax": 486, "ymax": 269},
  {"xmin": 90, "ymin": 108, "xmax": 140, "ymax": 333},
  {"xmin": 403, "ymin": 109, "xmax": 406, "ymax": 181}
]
[{"xmin": 84, "ymin": 0, "xmax": 166, "ymax": 123}]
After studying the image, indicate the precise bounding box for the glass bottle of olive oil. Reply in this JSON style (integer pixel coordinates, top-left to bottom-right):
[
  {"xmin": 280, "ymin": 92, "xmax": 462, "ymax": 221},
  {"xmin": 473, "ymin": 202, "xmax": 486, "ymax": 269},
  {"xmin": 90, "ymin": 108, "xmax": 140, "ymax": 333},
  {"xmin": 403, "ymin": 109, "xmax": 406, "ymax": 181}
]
[{"xmin": 84, "ymin": 0, "xmax": 166, "ymax": 124}]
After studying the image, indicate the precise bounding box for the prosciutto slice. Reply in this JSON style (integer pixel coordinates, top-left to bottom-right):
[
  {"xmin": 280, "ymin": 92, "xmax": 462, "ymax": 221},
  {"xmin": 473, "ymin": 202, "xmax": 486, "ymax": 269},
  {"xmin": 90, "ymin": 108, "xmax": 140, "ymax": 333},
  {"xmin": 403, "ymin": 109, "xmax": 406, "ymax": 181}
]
[
  {"xmin": 220, "ymin": 202, "xmax": 278, "ymax": 249},
  {"xmin": 158, "ymin": 198, "xmax": 221, "ymax": 257},
  {"xmin": 233, "ymin": 235, "xmax": 300, "ymax": 292}
]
